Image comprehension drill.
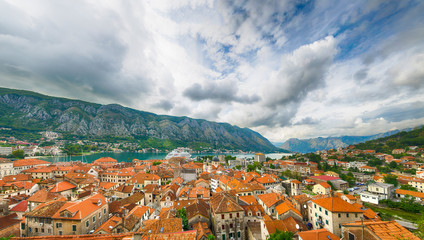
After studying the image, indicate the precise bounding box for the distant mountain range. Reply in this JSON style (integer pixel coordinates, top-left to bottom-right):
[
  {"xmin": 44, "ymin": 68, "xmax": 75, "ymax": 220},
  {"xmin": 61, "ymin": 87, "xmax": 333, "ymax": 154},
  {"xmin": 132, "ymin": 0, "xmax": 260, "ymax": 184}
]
[
  {"xmin": 279, "ymin": 130, "xmax": 405, "ymax": 153},
  {"xmin": 0, "ymin": 87, "xmax": 280, "ymax": 152}
]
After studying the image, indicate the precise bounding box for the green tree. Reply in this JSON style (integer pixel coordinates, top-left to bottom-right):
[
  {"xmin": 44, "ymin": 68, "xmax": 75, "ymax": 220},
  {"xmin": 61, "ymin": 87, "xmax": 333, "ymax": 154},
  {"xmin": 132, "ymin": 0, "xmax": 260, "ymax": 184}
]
[
  {"xmin": 400, "ymin": 184, "xmax": 418, "ymax": 192},
  {"xmin": 416, "ymin": 215, "xmax": 424, "ymax": 239},
  {"xmin": 153, "ymin": 161, "xmax": 162, "ymax": 166},
  {"xmin": 0, "ymin": 235, "xmax": 14, "ymax": 240},
  {"xmin": 177, "ymin": 208, "xmax": 189, "ymax": 230},
  {"xmin": 388, "ymin": 161, "xmax": 397, "ymax": 169},
  {"xmin": 267, "ymin": 230, "xmax": 294, "ymax": 240},
  {"xmin": 207, "ymin": 235, "xmax": 216, "ymax": 240},
  {"xmin": 383, "ymin": 174, "xmax": 398, "ymax": 187},
  {"xmin": 12, "ymin": 149, "xmax": 25, "ymax": 159}
]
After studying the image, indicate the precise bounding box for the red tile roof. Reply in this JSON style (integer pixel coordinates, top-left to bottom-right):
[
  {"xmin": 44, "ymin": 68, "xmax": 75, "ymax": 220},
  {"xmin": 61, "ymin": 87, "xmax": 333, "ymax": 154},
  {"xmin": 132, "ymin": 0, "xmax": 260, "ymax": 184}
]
[
  {"xmin": 297, "ymin": 228, "xmax": 340, "ymax": 240},
  {"xmin": 312, "ymin": 197, "xmax": 363, "ymax": 213},
  {"xmin": 10, "ymin": 200, "xmax": 28, "ymax": 212},
  {"xmin": 50, "ymin": 181, "xmax": 76, "ymax": 193},
  {"xmin": 13, "ymin": 159, "xmax": 50, "ymax": 167}
]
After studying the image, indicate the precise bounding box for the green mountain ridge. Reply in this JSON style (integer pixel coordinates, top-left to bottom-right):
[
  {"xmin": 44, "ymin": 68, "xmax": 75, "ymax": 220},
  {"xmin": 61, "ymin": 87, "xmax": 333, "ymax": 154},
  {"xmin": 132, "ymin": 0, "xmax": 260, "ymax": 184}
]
[{"xmin": 0, "ymin": 87, "xmax": 282, "ymax": 152}]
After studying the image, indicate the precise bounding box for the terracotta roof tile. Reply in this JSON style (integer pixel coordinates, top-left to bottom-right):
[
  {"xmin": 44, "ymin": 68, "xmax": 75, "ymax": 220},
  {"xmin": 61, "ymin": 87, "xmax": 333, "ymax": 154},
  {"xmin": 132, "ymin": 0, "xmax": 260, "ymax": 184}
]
[{"xmin": 312, "ymin": 197, "xmax": 363, "ymax": 213}]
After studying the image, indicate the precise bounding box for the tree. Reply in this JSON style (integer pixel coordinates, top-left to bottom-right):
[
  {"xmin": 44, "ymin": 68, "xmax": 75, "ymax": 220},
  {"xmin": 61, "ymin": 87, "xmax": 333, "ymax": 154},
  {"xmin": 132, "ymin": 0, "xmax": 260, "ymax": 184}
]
[
  {"xmin": 268, "ymin": 230, "xmax": 294, "ymax": 240},
  {"xmin": 416, "ymin": 215, "xmax": 424, "ymax": 239},
  {"xmin": 388, "ymin": 161, "xmax": 397, "ymax": 169},
  {"xmin": 383, "ymin": 174, "xmax": 398, "ymax": 187},
  {"xmin": 152, "ymin": 161, "xmax": 162, "ymax": 166},
  {"xmin": 177, "ymin": 208, "xmax": 189, "ymax": 230},
  {"xmin": 207, "ymin": 235, "xmax": 215, "ymax": 240},
  {"xmin": 12, "ymin": 149, "xmax": 25, "ymax": 159},
  {"xmin": 400, "ymin": 184, "xmax": 418, "ymax": 192}
]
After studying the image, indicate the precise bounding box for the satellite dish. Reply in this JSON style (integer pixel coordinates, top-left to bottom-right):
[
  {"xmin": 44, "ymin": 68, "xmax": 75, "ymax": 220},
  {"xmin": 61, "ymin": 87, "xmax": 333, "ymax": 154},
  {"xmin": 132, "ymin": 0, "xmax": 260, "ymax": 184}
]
[
  {"xmin": 303, "ymin": 204, "xmax": 307, "ymax": 209},
  {"xmin": 296, "ymin": 224, "xmax": 300, "ymax": 230}
]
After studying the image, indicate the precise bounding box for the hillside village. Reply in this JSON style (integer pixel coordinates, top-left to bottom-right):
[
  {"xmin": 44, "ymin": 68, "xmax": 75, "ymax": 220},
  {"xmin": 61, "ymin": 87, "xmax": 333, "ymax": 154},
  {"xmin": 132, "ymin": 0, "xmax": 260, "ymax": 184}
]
[{"xmin": 0, "ymin": 140, "xmax": 423, "ymax": 239}]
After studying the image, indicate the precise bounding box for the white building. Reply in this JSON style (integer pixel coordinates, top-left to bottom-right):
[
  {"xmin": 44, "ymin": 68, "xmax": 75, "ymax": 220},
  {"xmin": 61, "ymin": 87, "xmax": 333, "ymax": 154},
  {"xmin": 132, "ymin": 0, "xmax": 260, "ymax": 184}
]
[{"xmin": 0, "ymin": 158, "xmax": 14, "ymax": 178}]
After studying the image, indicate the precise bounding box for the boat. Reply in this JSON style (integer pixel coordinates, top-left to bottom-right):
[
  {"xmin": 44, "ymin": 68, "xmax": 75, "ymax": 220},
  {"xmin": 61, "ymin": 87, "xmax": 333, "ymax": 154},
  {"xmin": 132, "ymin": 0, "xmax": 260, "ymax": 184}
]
[{"xmin": 165, "ymin": 147, "xmax": 192, "ymax": 159}]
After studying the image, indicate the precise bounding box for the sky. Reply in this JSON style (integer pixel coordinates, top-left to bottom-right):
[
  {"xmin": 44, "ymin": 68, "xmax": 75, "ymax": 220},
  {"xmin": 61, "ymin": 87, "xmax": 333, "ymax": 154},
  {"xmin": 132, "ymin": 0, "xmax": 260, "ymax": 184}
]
[{"xmin": 0, "ymin": 0, "xmax": 423, "ymax": 143}]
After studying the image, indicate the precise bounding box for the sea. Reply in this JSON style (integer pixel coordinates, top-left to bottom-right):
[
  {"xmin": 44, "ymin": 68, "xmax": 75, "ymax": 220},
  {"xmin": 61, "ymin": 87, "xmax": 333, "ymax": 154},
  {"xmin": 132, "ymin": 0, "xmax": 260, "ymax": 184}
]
[{"xmin": 37, "ymin": 152, "xmax": 292, "ymax": 163}]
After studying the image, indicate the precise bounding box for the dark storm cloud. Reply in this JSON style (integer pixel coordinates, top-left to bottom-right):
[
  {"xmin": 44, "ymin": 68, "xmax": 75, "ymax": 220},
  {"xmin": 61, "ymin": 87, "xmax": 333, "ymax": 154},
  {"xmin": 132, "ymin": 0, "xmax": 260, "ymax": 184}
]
[
  {"xmin": 292, "ymin": 117, "xmax": 321, "ymax": 126},
  {"xmin": 152, "ymin": 99, "xmax": 174, "ymax": 111},
  {"xmin": 0, "ymin": 1, "xmax": 152, "ymax": 106},
  {"xmin": 183, "ymin": 82, "xmax": 260, "ymax": 104}
]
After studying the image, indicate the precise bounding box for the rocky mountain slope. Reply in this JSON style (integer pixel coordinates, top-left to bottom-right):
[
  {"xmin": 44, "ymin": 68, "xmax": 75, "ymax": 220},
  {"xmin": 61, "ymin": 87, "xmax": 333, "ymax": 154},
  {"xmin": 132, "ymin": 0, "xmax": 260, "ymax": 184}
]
[
  {"xmin": 279, "ymin": 130, "xmax": 402, "ymax": 153},
  {"xmin": 0, "ymin": 87, "xmax": 280, "ymax": 152}
]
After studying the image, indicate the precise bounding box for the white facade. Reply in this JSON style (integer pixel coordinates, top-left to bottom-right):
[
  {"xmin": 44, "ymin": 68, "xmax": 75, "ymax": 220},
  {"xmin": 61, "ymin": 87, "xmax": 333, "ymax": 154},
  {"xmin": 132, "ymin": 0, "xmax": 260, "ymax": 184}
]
[
  {"xmin": 0, "ymin": 159, "xmax": 14, "ymax": 178},
  {"xmin": 360, "ymin": 191, "xmax": 380, "ymax": 204}
]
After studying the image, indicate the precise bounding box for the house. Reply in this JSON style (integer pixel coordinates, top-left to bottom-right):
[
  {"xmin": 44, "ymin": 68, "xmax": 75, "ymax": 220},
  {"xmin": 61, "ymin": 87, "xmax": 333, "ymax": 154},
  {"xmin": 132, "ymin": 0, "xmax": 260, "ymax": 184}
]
[
  {"xmin": 275, "ymin": 201, "xmax": 302, "ymax": 221},
  {"xmin": 359, "ymin": 166, "xmax": 377, "ymax": 173},
  {"xmin": 93, "ymin": 216, "xmax": 124, "ymax": 234},
  {"xmin": 26, "ymin": 188, "xmax": 64, "ymax": 211},
  {"xmin": 290, "ymin": 180, "xmax": 302, "ymax": 196},
  {"xmin": 254, "ymin": 153, "xmax": 266, "ymax": 163},
  {"xmin": 115, "ymin": 185, "xmax": 135, "ymax": 199},
  {"xmin": 13, "ymin": 159, "xmax": 50, "ymax": 174},
  {"xmin": 210, "ymin": 192, "xmax": 245, "ymax": 240},
  {"xmin": 392, "ymin": 149, "xmax": 405, "ymax": 154},
  {"xmin": 341, "ymin": 220, "xmax": 419, "ymax": 240},
  {"xmin": 360, "ymin": 182, "xmax": 394, "ymax": 204},
  {"xmin": 312, "ymin": 182, "xmax": 331, "ymax": 195},
  {"xmin": 395, "ymin": 189, "xmax": 424, "ymax": 202},
  {"xmin": 408, "ymin": 179, "xmax": 424, "ymax": 192},
  {"xmin": 185, "ymin": 199, "xmax": 210, "ymax": 228},
  {"xmin": 296, "ymin": 228, "xmax": 340, "ymax": 240},
  {"xmin": 10, "ymin": 200, "xmax": 28, "ymax": 218},
  {"xmin": 51, "ymin": 193, "xmax": 109, "ymax": 235},
  {"xmin": 126, "ymin": 173, "xmax": 161, "ymax": 189},
  {"xmin": 309, "ymin": 197, "xmax": 363, "ymax": 237},
  {"xmin": 50, "ymin": 181, "xmax": 77, "ymax": 198},
  {"xmin": 0, "ymin": 158, "xmax": 14, "ymax": 178},
  {"xmin": 257, "ymin": 192, "xmax": 285, "ymax": 216}
]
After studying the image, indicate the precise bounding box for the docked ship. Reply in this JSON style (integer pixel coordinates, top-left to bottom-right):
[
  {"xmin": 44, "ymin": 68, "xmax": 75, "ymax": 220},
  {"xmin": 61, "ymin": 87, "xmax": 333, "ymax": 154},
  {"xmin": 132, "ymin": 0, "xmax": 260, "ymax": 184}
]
[{"xmin": 165, "ymin": 147, "xmax": 192, "ymax": 159}]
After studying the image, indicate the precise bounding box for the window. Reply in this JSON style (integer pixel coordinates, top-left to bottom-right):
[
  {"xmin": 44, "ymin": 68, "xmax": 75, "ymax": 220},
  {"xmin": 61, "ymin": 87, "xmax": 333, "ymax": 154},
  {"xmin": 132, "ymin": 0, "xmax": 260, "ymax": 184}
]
[
  {"xmin": 237, "ymin": 213, "xmax": 239, "ymax": 218},
  {"xmin": 104, "ymin": 208, "xmax": 106, "ymax": 214},
  {"xmin": 315, "ymin": 213, "xmax": 317, "ymax": 217},
  {"xmin": 56, "ymin": 223, "xmax": 62, "ymax": 228},
  {"xmin": 319, "ymin": 207, "xmax": 322, "ymax": 212},
  {"xmin": 99, "ymin": 212, "xmax": 101, "ymax": 218},
  {"xmin": 222, "ymin": 225, "xmax": 225, "ymax": 230},
  {"xmin": 230, "ymin": 223, "xmax": 233, "ymax": 228},
  {"xmin": 48, "ymin": 229, "xmax": 51, "ymax": 233},
  {"xmin": 59, "ymin": 231, "xmax": 63, "ymax": 236},
  {"xmin": 29, "ymin": 227, "xmax": 32, "ymax": 233},
  {"xmin": 92, "ymin": 216, "xmax": 96, "ymax": 222},
  {"xmin": 86, "ymin": 221, "xmax": 89, "ymax": 227},
  {"xmin": 230, "ymin": 213, "xmax": 232, "ymax": 219},
  {"xmin": 222, "ymin": 234, "xmax": 226, "ymax": 240},
  {"xmin": 339, "ymin": 224, "xmax": 341, "ymax": 228},
  {"xmin": 325, "ymin": 220, "xmax": 328, "ymax": 225},
  {"xmin": 238, "ymin": 232, "xmax": 241, "ymax": 238},
  {"xmin": 35, "ymin": 228, "xmax": 38, "ymax": 233},
  {"xmin": 347, "ymin": 213, "xmax": 349, "ymax": 217},
  {"xmin": 21, "ymin": 223, "xmax": 25, "ymax": 230},
  {"xmin": 348, "ymin": 232, "xmax": 355, "ymax": 240},
  {"xmin": 72, "ymin": 225, "xmax": 77, "ymax": 231},
  {"xmin": 338, "ymin": 213, "xmax": 341, "ymax": 218},
  {"xmin": 355, "ymin": 213, "xmax": 358, "ymax": 217},
  {"xmin": 314, "ymin": 204, "xmax": 316, "ymax": 208},
  {"xmin": 325, "ymin": 210, "xmax": 328, "ymax": 215},
  {"xmin": 221, "ymin": 214, "xmax": 224, "ymax": 219},
  {"xmin": 41, "ymin": 228, "xmax": 44, "ymax": 233}
]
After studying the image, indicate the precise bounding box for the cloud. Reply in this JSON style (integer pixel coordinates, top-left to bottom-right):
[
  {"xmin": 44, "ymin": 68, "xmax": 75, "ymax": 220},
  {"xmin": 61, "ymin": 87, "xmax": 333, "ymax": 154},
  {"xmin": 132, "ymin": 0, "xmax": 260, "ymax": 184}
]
[
  {"xmin": 0, "ymin": 0, "xmax": 423, "ymax": 144},
  {"xmin": 183, "ymin": 80, "xmax": 260, "ymax": 104}
]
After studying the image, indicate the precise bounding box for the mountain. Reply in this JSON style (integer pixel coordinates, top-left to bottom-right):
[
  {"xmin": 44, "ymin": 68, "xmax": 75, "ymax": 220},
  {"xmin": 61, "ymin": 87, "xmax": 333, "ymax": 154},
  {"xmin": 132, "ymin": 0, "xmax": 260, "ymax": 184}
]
[
  {"xmin": 279, "ymin": 130, "xmax": 403, "ymax": 153},
  {"xmin": 0, "ymin": 87, "xmax": 280, "ymax": 152}
]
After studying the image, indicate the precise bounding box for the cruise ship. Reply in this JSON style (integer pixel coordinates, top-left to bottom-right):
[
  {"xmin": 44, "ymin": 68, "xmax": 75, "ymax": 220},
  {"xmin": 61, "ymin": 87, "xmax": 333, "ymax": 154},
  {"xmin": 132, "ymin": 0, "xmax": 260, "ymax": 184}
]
[{"xmin": 165, "ymin": 147, "xmax": 192, "ymax": 159}]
